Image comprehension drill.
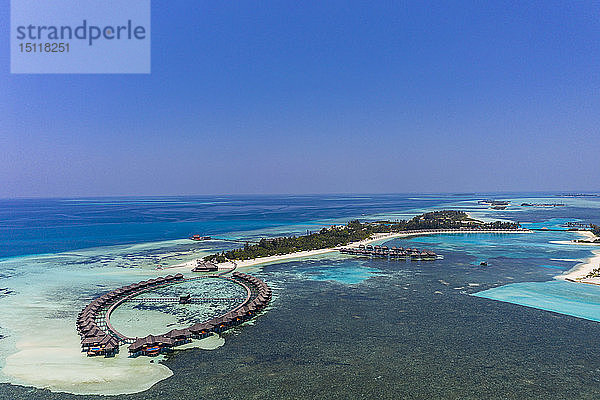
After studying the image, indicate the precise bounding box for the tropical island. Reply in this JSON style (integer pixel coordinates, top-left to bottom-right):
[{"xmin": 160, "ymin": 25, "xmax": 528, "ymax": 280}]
[
  {"xmin": 590, "ymin": 224, "xmax": 600, "ymax": 239},
  {"xmin": 574, "ymin": 224, "xmax": 600, "ymax": 244},
  {"xmin": 203, "ymin": 211, "xmax": 522, "ymax": 263}
]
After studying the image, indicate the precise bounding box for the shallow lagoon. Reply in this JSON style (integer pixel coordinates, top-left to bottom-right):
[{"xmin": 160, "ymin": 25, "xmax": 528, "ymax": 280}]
[
  {"xmin": 110, "ymin": 278, "xmax": 247, "ymax": 338},
  {"xmin": 474, "ymin": 280, "xmax": 600, "ymax": 322}
]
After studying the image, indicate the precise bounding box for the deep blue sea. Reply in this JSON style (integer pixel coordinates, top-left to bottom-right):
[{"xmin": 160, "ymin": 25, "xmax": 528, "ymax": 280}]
[
  {"xmin": 0, "ymin": 194, "xmax": 468, "ymax": 259},
  {"xmin": 2, "ymin": 193, "xmax": 600, "ymax": 399}
]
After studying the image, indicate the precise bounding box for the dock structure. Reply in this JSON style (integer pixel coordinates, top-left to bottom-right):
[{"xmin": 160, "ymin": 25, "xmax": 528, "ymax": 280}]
[
  {"xmin": 339, "ymin": 244, "xmax": 439, "ymax": 260},
  {"xmin": 562, "ymin": 222, "xmax": 593, "ymax": 230},
  {"xmin": 337, "ymin": 227, "xmax": 533, "ymax": 260},
  {"xmin": 76, "ymin": 271, "xmax": 272, "ymax": 358}
]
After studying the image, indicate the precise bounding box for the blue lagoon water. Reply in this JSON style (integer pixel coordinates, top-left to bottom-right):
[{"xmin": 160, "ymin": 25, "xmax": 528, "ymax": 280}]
[
  {"xmin": 2, "ymin": 193, "xmax": 600, "ymax": 398},
  {"xmin": 278, "ymin": 255, "xmax": 382, "ymax": 285}
]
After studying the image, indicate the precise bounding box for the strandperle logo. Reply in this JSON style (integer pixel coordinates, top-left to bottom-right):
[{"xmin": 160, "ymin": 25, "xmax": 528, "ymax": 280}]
[
  {"xmin": 11, "ymin": 0, "xmax": 150, "ymax": 74},
  {"xmin": 15, "ymin": 20, "xmax": 147, "ymax": 46}
]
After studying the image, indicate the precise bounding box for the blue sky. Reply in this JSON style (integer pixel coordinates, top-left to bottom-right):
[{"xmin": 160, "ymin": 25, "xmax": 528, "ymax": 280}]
[{"xmin": 1, "ymin": 1, "xmax": 599, "ymax": 197}]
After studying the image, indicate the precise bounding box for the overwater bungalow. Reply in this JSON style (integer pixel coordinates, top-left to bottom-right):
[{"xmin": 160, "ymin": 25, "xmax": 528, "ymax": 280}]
[
  {"xmin": 102, "ymin": 340, "xmax": 119, "ymax": 357},
  {"xmin": 78, "ymin": 312, "xmax": 94, "ymax": 321},
  {"xmin": 79, "ymin": 326, "xmax": 97, "ymax": 336},
  {"xmin": 105, "ymin": 291, "xmax": 118, "ymax": 299},
  {"xmin": 165, "ymin": 328, "xmax": 192, "ymax": 346},
  {"xmin": 231, "ymin": 310, "xmax": 246, "ymax": 323},
  {"xmin": 212, "ymin": 317, "xmax": 228, "ymax": 332},
  {"xmin": 85, "ymin": 328, "xmax": 104, "ymax": 338},
  {"xmin": 81, "ymin": 335, "xmax": 105, "ymax": 350},
  {"xmin": 338, "ymin": 244, "xmax": 436, "ymax": 260},
  {"xmin": 128, "ymin": 335, "xmax": 175, "ymax": 357},
  {"xmin": 189, "ymin": 322, "xmax": 215, "ymax": 338},
  {"xmin": 81, "ymin": 324, "xmax": 100, "ymax": 334},
  {"xmin": 252, "ymin": 299, "xmax": 264, "ymax": 308},
  {"xmin": 81, "ymin": 318, "xmax": 98, "ymax": 327},
  {"xmin": 86, "ymin": 304, "xmax": 100, "ymax": 311},
  {"xmin": 78, "ymin": 324, "xmax": 93, "ymax": 334},
  {"xmin": 78, "ymin": 318, "xmax": 92, "ymax": 327}
]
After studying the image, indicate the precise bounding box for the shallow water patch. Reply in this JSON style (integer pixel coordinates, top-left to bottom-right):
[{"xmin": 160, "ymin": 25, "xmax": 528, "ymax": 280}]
[
  {"xmin": 472, "ymin": 280, "xmax": 600, "ymax": 322},
  {"xmin": 283, "ymin": 259, "xmax": 382, "ymax": 285}
]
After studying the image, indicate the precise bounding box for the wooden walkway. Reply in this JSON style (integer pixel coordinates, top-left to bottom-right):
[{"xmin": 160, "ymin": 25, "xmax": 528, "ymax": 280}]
[{"xmin": 127, "ymin": 297, "xmax": 245, "ymax": 303}]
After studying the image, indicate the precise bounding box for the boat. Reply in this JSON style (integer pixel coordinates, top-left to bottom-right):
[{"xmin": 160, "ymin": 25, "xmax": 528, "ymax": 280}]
[{"xmin": 190, "ymin": 235, "xmax": 211, "ymax": 241}]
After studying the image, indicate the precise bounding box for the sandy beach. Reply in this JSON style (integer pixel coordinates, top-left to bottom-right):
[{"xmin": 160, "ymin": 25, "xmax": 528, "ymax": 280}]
[
  {"xmin": 170, "ymin": 229, "xmax": 532, "ymax": 272},
  {"xmin": 557, "ymin": 231, "xmax": 600, "ymax": 284}
]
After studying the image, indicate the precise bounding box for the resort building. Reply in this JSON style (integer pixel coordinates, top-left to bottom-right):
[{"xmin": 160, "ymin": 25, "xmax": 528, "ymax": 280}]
[{"xmin": 193, "ymin": 260, "xmax": 218, "ymax": 272}]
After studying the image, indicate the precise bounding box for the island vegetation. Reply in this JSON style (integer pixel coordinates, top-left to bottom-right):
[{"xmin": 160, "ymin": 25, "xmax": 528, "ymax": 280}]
[
  {"xmin": 203, "ymin": 210, "xmax": 521, "ymax": 263},
  {"xmin": 574, "ymin": 224, "xmax": 600, "ymax": 243},
  {"xmin": 585, "ymin": 265, "xmax": 600, "ymax": 279}
]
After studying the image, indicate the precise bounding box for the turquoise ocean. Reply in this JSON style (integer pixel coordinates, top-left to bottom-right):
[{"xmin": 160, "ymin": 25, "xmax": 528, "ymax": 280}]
[{"xmin": 1, "ymin": 193, "xmax": 600, "ymax": 399}]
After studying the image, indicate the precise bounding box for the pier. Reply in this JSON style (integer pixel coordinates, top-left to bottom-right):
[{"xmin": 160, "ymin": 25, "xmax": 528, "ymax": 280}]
[
  {"xmin": 126, "ymin": 296, "xmax": 244, "ymax": 303},
  {"xmin": 562, "ymin": 222, "xmax": 593, "ymax": 230},
  {"xmin": 339, "ymin": 244, "xmax": 439, "ymax": 260},
  {"xmin": 76, "ymin": 271, "xmax": 271, "ymax": 358}
]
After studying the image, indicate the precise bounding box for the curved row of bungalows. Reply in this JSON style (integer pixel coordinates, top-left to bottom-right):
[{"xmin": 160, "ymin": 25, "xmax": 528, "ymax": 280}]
[
  {"xmin": 232, "ymin": 272, "xmax": 272, "ymax": 297},
  {"xmin": 127, "ymin": 273, "xmax": 273, "ymax": 357},
  {"xmin": 230, "ymin": 272, "xmax": 272, "ymax": 318},
  {"xmin": 76, "ymin": 273, "xmax": 185, "ymax": 357},
  {"xmin": 194, "ymin": 294, "xmax": 269, "ymax": 337},
  {"xmin": 399, "ymin": 228, "xmax": 522, "ymax": 233},
  {"xmin": 127, "ymin": 327, "xmax": 196, "ymax": 357}
]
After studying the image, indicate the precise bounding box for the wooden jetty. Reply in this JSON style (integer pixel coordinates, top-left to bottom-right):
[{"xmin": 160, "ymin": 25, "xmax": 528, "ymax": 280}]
[
  {"xmin": 562, "ymin": 222, "xmax": 593, "ymax": 229},
  {"xmin": 339, "ymin": 244, "xmax": 439, "ymax": 260}
]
